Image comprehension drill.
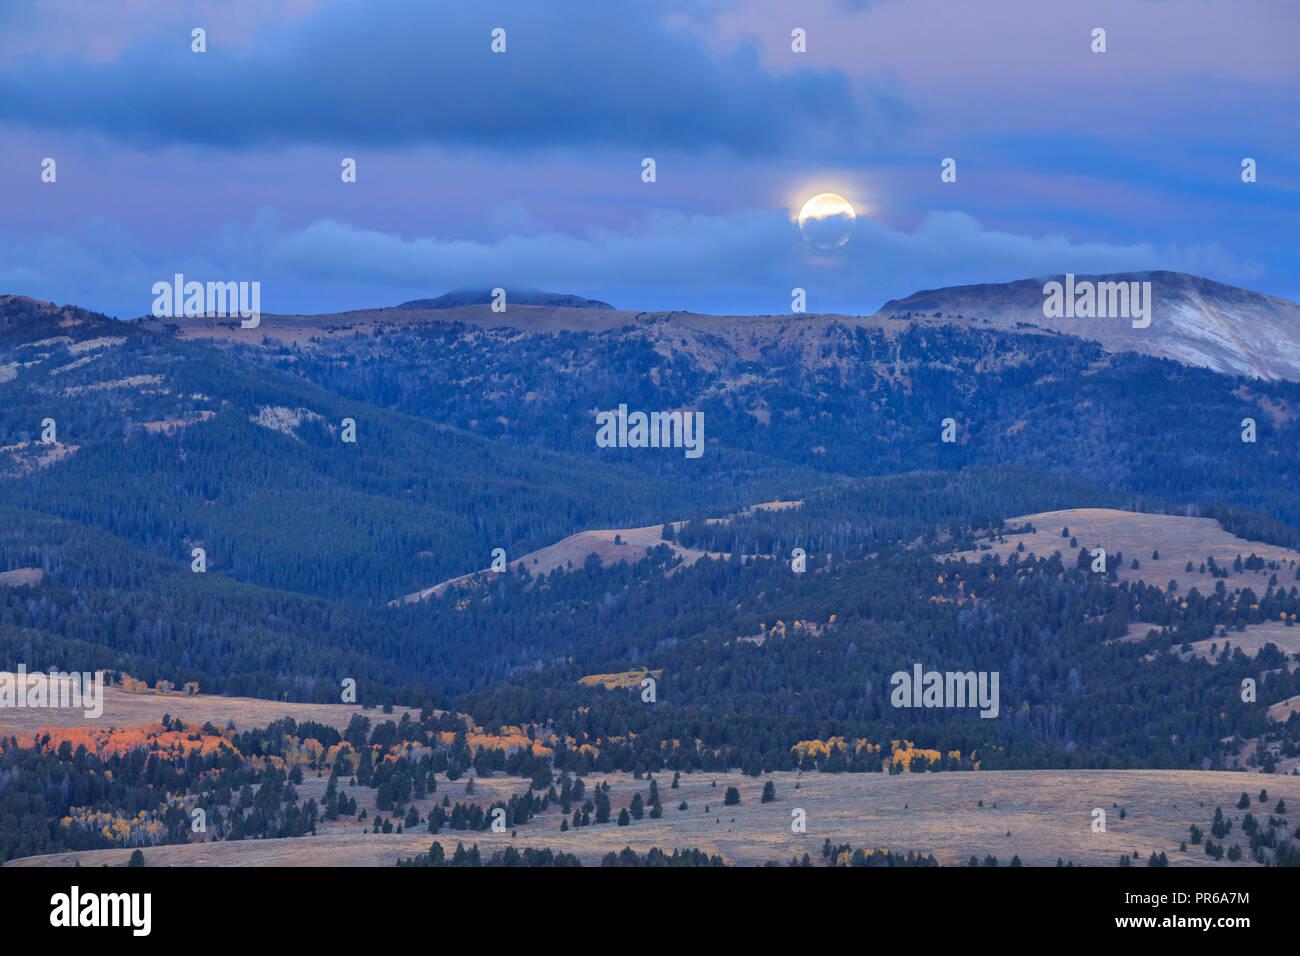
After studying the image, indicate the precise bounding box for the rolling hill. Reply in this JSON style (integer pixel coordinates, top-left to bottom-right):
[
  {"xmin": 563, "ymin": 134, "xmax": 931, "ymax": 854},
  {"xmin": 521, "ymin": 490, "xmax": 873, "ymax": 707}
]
[{"xmin": 4, "ymin": 273, "xmax": 1300, "ymax": 869}]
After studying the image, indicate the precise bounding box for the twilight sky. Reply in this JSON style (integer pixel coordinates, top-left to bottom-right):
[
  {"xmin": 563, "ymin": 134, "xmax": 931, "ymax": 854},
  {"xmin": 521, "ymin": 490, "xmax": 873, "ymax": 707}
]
[{"xmin": 1, "ymin": 0, "xmax": 1296, "ymax": 318}]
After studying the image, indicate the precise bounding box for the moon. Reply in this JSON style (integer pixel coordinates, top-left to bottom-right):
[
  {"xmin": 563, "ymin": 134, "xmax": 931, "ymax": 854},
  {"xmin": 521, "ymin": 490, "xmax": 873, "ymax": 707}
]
[{"xmin": 798, "ymin": 193, "xmax": 856, "ymax": 250}]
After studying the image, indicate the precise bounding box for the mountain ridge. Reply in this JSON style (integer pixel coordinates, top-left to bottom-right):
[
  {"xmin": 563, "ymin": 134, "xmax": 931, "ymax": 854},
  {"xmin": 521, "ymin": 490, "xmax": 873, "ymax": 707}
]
[
  {"xmin": 396, "ymin": 287, "xmax": 615, "ymax": 310},
  {"xmin": 120, "ymin": 270, "xmax": 1300, "ymax": 383}
]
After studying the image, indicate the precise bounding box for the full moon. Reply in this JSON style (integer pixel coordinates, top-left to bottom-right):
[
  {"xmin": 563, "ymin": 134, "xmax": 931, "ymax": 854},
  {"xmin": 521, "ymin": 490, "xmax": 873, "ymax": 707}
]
[{"xmin": 798, "ymin": 193, "xmax": 856, "ymax": 249}]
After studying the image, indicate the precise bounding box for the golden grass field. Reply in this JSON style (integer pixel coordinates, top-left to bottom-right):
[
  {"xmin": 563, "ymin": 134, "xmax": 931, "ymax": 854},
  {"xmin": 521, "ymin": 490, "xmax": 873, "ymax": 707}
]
[
  {"xmin": 392, "ymin": 522, "xmax": 714, "ymax": 604},
  {"xmin": 953, "ymin": 508, "xmax": 1300, "ymax": 593},
  {"xmin": 393, "ymin": 500, "xmax": 799, "ymax": 605},
  {"xmin": 8, "ymin": 768, "xmax": 1297, "ymax": 868},
  {"xmin": 0, "ymin": 678, "xmax": 372, "ymax": 736},
  {"xmin": 1174, "ymin": 621, "xmax": 1300, "ymax": 664},
  {"xmin": 1269, "ymin": 694, "xmax": 1300, "ymax": 721}
]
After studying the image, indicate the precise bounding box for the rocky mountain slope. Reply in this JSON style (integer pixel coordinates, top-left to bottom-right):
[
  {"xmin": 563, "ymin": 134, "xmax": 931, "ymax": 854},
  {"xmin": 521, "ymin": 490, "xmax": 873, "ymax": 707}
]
[{"xmin": 880, "ymin": 271, "xmax": 1300, "ymax": 382}]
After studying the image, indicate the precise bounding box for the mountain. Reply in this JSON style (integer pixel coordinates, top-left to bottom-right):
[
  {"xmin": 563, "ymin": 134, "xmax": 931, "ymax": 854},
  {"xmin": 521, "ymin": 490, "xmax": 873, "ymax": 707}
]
[
  {"xmin": 3, "ymin": 295, "xmax": 799, "ymax": 608},
  {"xmin": 879, "ymin": 271, "xmax": 1300, "ymax": 382},
  {"xmin": 396, "ymin": 288, "xmax": 615, "ymax": 310},
  {"xmin": 136, "ymin": 278, "xmax": 1300, "ymax": 532},
  {"xmin": 22, "ymin": 274, "xmax": 1300, "ymax": 555},
  {"xmin": 136, "ymin": 271, "xmax": 1300, "ymax": 385},
  {"xmin": 4, "ymin": 280, "xmax": 1300, "ymax": 686},
  {"xmin": 5, "ymin": 279, "xmax": 1300, "ymax": 837}
]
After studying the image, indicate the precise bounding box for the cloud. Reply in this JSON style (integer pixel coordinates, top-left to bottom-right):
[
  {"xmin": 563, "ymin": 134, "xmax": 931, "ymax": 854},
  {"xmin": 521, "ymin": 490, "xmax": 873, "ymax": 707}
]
[
  {"xmin": 0, "ymin": 0, "xmax": 894, "ymax": 155},
  {"xmin": 0, "ymin": 206, "xmax": 1260, "ymax": 319},
  {"xmin": 0, "ymin": 0, "xmax": 326, "ymax": 61},
  {"xmin": 266, "ymin": 209, "xmax": 1258, "ymax": 313}
]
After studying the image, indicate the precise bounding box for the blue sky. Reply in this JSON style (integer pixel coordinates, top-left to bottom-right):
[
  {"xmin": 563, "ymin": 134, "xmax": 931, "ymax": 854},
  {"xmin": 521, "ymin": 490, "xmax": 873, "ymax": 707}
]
[{"xmin": 1, "ymin": 0, "xmax": 1296, "ymax": 317}]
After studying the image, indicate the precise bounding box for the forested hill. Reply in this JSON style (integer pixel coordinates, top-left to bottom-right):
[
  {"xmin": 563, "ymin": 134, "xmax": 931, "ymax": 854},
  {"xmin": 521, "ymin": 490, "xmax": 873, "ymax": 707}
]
[
  {"xmin": 3, "ymin": 286, "xmax": 1298, "ymax": 604},
  {"xmin": 1, "ymin": 287, "xmax": 1299, "ymax": 776},
  {"xmin": 198, "ymin": 295, "xmax": 1299, "ymax": 528},
  {"xmin": 0, "ymin": 295, "xmax": 814, "ymax": 606}
]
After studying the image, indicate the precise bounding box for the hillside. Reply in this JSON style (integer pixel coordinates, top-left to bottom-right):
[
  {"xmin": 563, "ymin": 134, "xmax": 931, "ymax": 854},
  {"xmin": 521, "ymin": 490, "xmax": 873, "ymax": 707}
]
[
  {"xmin": 0, "ymin": 677, "xmax": 372, "ymax": 735},
  {"xmin": 129, "ymin": 271, "xmax": 1300, "ymax": 386},
  {"xmin": 393, "ymin": 500, "xmax": 797, "ymax": 605},
  {"xmin": 3, "ymin": 282, "xmax": 1300, "ymax": 853},
  {"xmin": 127, "ymin": 290, "xmax": 1300, "ymax": 530},
  {"xmin": 5, "ymin": 283, "xmax": 1300, "ymax": 755},
  {"xmin": 953, "ymin": 508, "xmax": 1300, "ymax": 592},
  {"xmin": 880, "ymin": 272, "xmax": 1300, "ymax": 382},
  {"xmin": 9, "ymin": 769, "xmax": 1294, "ymax": 868}
]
